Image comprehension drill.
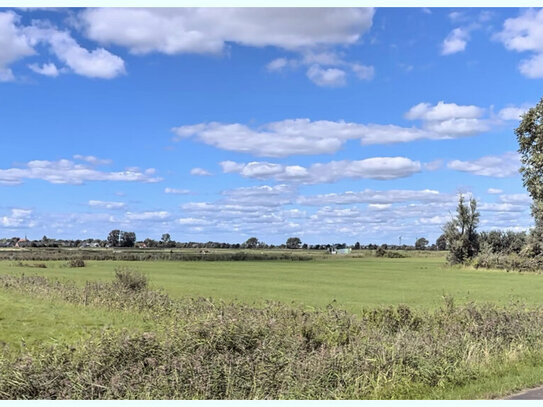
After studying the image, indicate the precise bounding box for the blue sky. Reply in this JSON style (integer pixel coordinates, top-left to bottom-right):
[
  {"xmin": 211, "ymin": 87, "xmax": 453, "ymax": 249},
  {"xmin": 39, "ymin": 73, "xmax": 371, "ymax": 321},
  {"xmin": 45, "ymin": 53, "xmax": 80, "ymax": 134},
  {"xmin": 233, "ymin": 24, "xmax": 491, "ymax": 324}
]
[{"xmin": 0, "ymin": 7, "xmax": 541, "ymax": 244}]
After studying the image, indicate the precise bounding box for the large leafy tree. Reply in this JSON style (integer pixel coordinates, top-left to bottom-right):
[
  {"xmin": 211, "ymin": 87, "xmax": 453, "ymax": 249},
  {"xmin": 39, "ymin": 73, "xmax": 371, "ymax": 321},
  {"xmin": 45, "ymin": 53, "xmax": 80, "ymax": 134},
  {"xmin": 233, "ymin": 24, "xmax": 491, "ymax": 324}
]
[
  {"xmin": 516, "ymin": 98, "xmax": 543, "ymax": 255},
  {"xmin": 286, "ymin": 237, "xmax": 301, "ymax": 249},
  {"xmin": 443, "ymin": 195, "xmax": 480, "ymax": 264}
]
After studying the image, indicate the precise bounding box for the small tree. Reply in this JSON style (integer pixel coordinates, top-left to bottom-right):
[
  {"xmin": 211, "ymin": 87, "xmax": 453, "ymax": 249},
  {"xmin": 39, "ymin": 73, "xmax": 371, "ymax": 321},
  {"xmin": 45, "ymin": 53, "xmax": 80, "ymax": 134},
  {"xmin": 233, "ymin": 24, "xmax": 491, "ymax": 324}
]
[
  {"xmin": 516, "ymin": 98, "xmax": 543, "ymax": 255},
  {"xmin": 415, "ymin": 237, "xmax": 429, "ymax": 250},
  {"xmin": 286, "ymin": 237, "xmax": 301, "ymax": 249},
  {"xmin": 107, "ymin": 229, "xmax": 121, "ymax": 247},
  {"xmin": 245, "ymin": 237, "xmax": 259, "ymax": 249},
  {"xmin": 120, "ymin": 231, "xmax": 136, "ymax": 247},
  {"xmin": 443, "ymin": 195, "xmax": 480, "ymax": 264},
  {"xmin": 436, "ymin": 234, "xmax": 447, "ymax": 251}
]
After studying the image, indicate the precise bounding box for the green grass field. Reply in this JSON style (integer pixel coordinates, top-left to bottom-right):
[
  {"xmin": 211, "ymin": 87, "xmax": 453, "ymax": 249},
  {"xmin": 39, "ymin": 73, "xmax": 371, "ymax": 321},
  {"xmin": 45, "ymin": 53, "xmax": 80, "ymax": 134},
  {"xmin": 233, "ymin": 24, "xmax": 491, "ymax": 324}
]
[
  {"xmin": 2, "ymin": 255, "xmax": 543, "ymax": 399},
  {"xmin": 2, "ymin": 256, "xmax": 543, "ymax": 312}
]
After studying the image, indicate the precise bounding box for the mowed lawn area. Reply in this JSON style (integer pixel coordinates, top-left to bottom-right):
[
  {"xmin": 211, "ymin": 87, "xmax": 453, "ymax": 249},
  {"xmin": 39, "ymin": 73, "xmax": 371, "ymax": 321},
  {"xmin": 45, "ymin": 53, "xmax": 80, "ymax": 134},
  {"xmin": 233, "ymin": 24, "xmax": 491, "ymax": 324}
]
[{"xmin": 2, "ymin": 255, "xmax": 543, "ymax": 312}]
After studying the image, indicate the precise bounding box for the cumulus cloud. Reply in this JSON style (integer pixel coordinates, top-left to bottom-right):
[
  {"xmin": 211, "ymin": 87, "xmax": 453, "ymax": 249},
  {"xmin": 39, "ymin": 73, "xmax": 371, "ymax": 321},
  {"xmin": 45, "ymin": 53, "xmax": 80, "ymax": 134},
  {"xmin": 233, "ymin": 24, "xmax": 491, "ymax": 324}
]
[
  {"xmin": 73, "ymin": 154, "xmax": 112, "ymax": 165},
  {"xmin": 80, "ymin": 8, "xmax": 375, "ymax": 54},
  {"xmin": 441, "ymin": 27, "xmax": 470, "ymax": 55},
  {"xmin": 0, "ymin": 11, "xmax": 35, "ymax": 81},
  {"xmin": 125, "ymin": 211, "xmax": 171, "ymax": 221},
  {"xmin": 190, "ymin": 167, "xmax": 212, "ymax": 176},
  {"xmin": 222, "ymin": 184, "xmax": 296, "ymax": 207},
  {"xmin": 498, "ymin": 193, "xmax": 532, "ymax": 204},
  {"xmin": 447, "ymin": 152, "xmax": 521, "ymax": 178},
  {"xmin": 405, "ymin": 101, "xmax": 483, "ymax": 121},
  {"xmin": 88, "ymin": 200, "xmax": 126, "ymax": 209},
  {"xmin": 27, "ymin": 62, "xmax": 59, "ymax": 77},
  {"xmin": 498, "ymin": 105, "xmax": 530, "ymax": 121},
  {"xmin": 221, "ymin": 157, "xmax": 422, "ymax": 184},
  {"xmin": 496, "ymin": 9, "xmax": 543, "ymax": 78},
  {"xmin": 79, "ymin": 8, "xmax": 375, "ymax": 87},
  {"xmin": 0, "ymin": 208, "xmax": 33, "ymax": 228},
  {"xmin": 25, "ymin": 25, "xmax": 125, "ymax": 79},
  {"xmin": 297, "ymin": 188, "xmax": 451, "ymax": 206},
  {"xmin": 0, "ymin": 158, "xmax": 162, "ymax": 185},
  {"xmin": 0, "ymin": 10, "xmax": 124, "ymax": 80},
  {"xmin": 164, "ymin": 187, "xmax": 190, "ymax": 195},
  {"xmin": 351, "ymin": 63, "xmax": 374, "ymax": 80},
  {"xmin": 306, "ymin": 65, "xmax": 346, "ymax": 87},
  {"xmin": 487, "ymin": 188, "xmax": 503, "ymax": 194},
  {"xmin": 173, "ymin": 102, "xmax": 494, "ymax": 157},
  {"xmin": 266, "ymin": 57, "xmax": 289, "ymax": 71}
]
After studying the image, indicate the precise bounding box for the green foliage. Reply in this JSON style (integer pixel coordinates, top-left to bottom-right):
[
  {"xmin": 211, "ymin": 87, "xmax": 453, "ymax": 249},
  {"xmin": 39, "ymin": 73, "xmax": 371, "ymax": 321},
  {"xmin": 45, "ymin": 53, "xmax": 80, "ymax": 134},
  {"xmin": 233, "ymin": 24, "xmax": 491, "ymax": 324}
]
[
  {"xmin": 114, "ymin": 267, "xmax": 148, "ymax": 292},
  {"xmin": 286, "ymin": 237, "xmax": 301, "ymax": 249},
  {"xmin": 244, "ymin": 237, "xmax": 259, "ymax": 249},
  {"xmin": 415, "ymin": 237, "xmax": 429, "ymax": 250},
  {"xmin": 443, "ymin": 195, "xmax": 480, "ymax": 264},
  {"xmin": 516, "ymin": 99, "xmax": 543, "ymax": 254},
  {"xmin": 68, "ymin": 259, "xmax": 86, "ymax": 268},
  {"xmin": 436, "ymin": 234, "xmax": 447, "ymax": 251},
  {"xmin": 3, "ymin": 274, "xmax": 543, "ymax": 399},
  {"xmin": 375, "ymin": 247, "xmax": 406, "ymax": 258},
  {"xmin": 479, "ymin": 230, "xmax": 527, "ymax": 255}
]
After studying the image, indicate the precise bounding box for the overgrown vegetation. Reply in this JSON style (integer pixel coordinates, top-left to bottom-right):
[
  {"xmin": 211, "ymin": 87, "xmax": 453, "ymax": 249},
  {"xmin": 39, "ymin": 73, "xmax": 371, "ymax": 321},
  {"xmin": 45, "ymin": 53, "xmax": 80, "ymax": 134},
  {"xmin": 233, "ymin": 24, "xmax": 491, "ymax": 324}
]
[
  {"xmin": 67, "ymin": 259, "xmax": 86, "ymax": 268},
  {"xmin": 2, "ymin": 273, "xmax": 543, "ymax": 399},
  {"xmin": 375, "ymin": 247, "xmax": 407, "ymax": 258},
  {"xmin": 0, "ymin": 250, "xmax": 314, "ymax": 262}
]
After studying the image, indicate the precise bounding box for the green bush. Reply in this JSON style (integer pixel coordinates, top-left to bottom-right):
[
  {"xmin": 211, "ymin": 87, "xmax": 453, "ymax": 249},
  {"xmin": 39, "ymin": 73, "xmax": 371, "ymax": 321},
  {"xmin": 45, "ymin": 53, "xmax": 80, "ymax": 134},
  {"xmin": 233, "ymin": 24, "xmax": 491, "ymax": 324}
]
[
  {"xmin": 68, "ymin": 259, "xmax": 85, "ymax": 268},
  {"xmin": 114, "ymin": 267, "xmax": 148, "ymax": 292},
  {"xmin": 3, "ymin": 274, "xmax": 543, "ymax": 399}
]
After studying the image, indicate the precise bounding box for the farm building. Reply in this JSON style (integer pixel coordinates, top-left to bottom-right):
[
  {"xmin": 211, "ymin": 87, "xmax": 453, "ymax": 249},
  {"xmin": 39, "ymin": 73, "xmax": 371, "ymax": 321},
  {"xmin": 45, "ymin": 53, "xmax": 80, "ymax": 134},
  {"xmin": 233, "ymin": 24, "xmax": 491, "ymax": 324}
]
[{"xmin": 328, "ymin": 247, "xmax": 352, "ymax": 255}]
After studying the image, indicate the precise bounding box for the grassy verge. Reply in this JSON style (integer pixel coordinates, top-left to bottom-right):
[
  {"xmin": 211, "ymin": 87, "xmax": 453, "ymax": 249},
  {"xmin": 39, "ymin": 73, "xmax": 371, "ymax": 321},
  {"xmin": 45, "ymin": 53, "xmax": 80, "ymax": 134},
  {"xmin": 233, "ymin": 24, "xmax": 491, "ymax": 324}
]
[
  {"xmin": 0, "ymin": 288, "xmax": 156, "ymax": 349},
  {"xmin": 2, "ymin": 272, "xmax": 543, "ymax": 399}
]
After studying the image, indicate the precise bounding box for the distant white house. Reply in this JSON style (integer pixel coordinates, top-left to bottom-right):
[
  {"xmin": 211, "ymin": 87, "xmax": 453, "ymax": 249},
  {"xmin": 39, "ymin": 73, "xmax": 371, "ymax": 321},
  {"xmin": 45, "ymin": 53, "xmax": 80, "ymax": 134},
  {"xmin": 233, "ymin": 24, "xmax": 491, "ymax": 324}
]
[{"xmin": 328, "ymin": 247, "xmax": 352, "ymax": 255}]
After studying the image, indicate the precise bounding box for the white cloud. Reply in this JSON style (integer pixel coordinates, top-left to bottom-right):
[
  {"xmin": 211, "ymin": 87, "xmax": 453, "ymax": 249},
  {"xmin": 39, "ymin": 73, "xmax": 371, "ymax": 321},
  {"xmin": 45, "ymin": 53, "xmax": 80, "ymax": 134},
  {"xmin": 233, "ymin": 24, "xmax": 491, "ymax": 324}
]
[
  {"xmin": 479, "ymin": 202, "xmax": 526, "ymax": 212},
  {"xmin": 498, "ymin": 105, "xmax": 530, "ymax": 121},
  {"xmin": 297, "ymin": 188, "xmax": 451, "ymax": 206},
  {"xmin": 0, "ymin": 11, "xmax": 35, "ymax": 81},
  {"xmin": 164, "ymin": 187, "xmax": 190, "ymax": 195},
  {"xmin": 498, "ymin": 193, "xmax": 532, "ymax": 204},
  {"xmin": 125, "ymin": 211, "xmax": 170, "ymax": 221},
  {"xmin": 221, "ymin": 157, "xmax": 422, "ymax": 184},
  {"xmin": 222, "ymin": 184, "xmax": 296, "ymax": 207},
  {"xmin": 0, "ymin": 10, "xmax": 125, "ymax": 80},
  {"xmin": 73, "ymin": 154, "xmax": 112, "ymax": 165},
  {"xmin": 80, "ymin": 8, "xmax": 375, "ymax": 54},
  {"xmin": 405, "ymin": 101, "xmax": 483, "ymax": 121},
  {"xmin": 0, "ymin": 158, "xmax": 162, "ymax": 185},
  {"xmin": 266, "ymin": 57, "xmax": 289, "ymax": 72},
  {"xmin": 519, "ymin": 53, "xmax": 543, "ymax": 79},
  {"xmin": 173, "ymin": 102, "xmax": 492, "ymax": 157},
  {"xmin": 190, "ymin": 167, "xmax": 212, "ymax": 176},
  {"xmin": 441, "ymin": 27, "xmax": 470, "ymax": 55},
  {"xmin": 88, "ymin": 200, "xmax": 126, "ymax": 209},
  {"xmin": 351, "ymin": 63, "xmax": 374, "ymax": 80},
  {"xmin": 447, "ymin": 152, "xmax": 520, "ymax": 178},
  {"xmin": 496, "ymin": 9, "xmax": 543, "ymax": 78},
  {"xmin": 487, "ymin": 188, "xmax": 503, "ymax": 194},
  {"xmin": 306, "ymin": 65, "xmax": 346, "ymax": 87},
  {"xmin": 26, "ymin": 25, "xmax": 125, "ymax": 79},
  {"xmin": 27, "ymin": 62, "xmax": 59, "ymax": 77},
  {"xmin": 0, "ymin": 208, "xmax": 33, "ymax": 228}
]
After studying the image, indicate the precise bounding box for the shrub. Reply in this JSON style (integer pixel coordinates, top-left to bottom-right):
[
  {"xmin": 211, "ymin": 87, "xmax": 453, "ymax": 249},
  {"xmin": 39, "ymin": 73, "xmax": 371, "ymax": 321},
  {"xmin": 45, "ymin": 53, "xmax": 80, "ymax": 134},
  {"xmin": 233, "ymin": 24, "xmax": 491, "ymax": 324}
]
[
  {"xmin": 3, "ymin": 274, "xmax": 543, "ymax": 399},
  {"xmin": 68, "ymin": 259, "xmax": 86, "ymax": 268},
  {"xmin": 114, "ymin": 267, "xmax": 148, "ymax": 292}
]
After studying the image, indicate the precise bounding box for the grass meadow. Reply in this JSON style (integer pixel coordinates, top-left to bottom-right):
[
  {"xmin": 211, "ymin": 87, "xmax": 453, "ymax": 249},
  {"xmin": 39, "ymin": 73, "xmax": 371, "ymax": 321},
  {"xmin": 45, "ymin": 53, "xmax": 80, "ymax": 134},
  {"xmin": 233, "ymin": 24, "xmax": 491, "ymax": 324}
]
[{"xmin": 2, "ymin": 252, "xmax": 543, "ymax": 399}]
